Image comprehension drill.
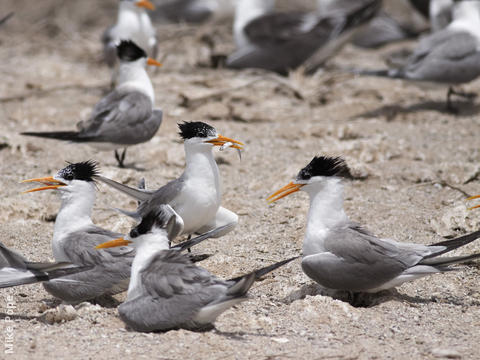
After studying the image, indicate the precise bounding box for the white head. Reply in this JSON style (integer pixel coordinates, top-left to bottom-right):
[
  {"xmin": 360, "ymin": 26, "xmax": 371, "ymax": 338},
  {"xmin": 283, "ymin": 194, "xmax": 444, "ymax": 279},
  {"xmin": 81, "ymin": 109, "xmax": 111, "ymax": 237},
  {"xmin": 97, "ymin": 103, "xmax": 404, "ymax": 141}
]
[
  {"xmin": 451, "ymin": 0, "xmax": 480, "ymax": 22},
  {"xmin": 178, "ymin": 121, "xmax": 244, "ymax": 155},
  {"xmin": 115, "ymin": 40, "xmax": 162, "ymax": 102},
  {"xmin": 22, "ymin": 160, "xmax": 100, "ymax": 204},
  {"xmin": 268, "ymin": 156, "xmax": 352, "ymax": 203},
  {"xmin": 96, "ymin": 205, "xmax": 183, "ymax": 251}
]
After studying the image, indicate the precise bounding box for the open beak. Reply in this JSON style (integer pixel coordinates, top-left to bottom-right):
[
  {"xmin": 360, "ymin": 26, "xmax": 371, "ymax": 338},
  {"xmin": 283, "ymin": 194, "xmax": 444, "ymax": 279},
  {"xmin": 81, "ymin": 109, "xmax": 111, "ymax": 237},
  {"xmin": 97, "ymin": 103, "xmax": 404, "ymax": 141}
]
[
  {"xmin": 95, "ymin": 237, "xmax": 132, "ymax": 250},
  {"xmin": 467, "ymin": 194, "xmax": 480, "ymax": 210},
  {"xmin": 136, "ymin": 0, "xmax": 155, "ymax": 10},
  {"xmin": 21, "ymin": 176, "xmax": 67, "ymax": 193},
  {"xmin": 147, "ymin": 58, "xmax": 162, "ymax": 67},
  {"xmin": 205, "ymin": 135, "xmax": 244, "ymax": 150},
  {"xmin": 267, "ymin": 182, "xmax": 304, "ymax": 203}
]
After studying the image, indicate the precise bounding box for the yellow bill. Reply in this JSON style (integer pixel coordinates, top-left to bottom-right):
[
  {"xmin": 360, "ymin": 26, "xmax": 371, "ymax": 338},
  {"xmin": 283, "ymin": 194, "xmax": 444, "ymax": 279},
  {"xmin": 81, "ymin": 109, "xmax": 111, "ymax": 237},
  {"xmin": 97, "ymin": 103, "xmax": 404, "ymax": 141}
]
[
  {"xmin": 95, "ymin": 237, "xmax": 132, "ymax": 250},
  {"xmin": 21, "ymin": 176, "xmax": 66, "ymax": 193},
  {"xmin": 267, "ymin": 182, "xmax": 303, "ymax": 203}
]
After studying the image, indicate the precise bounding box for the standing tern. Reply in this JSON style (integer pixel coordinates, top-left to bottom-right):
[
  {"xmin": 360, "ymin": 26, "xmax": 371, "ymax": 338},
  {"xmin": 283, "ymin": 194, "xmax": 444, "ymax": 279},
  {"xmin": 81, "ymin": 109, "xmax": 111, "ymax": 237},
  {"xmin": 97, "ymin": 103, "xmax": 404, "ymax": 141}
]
[
  {"xmin": 0, "ymin": 241, "xmax": 92, "ymax": 289},
  {"xmin": 102, "ymin": 0, "xmax": 157, "ymax": 68},
  {"xmin": 268, "ymin": 155, "xmax": 480, "ymax": 295},
  {"xmin": 357, "ymin": 0, "xmax": 480, "ymax": 113},
  {"xmin": 21, "ymin": 40, "xmax": 163, "ymax": 168},
  {"xmin": 226, "ymin": 0, "xmax": 380, "ymax": 75},
  {"xmin": 96, "ymin": 204, "xmax": 298, "ymax": 332},
  {"xmin": 94, "ymin": 121, "xmax": 243, "ymax": 238}
]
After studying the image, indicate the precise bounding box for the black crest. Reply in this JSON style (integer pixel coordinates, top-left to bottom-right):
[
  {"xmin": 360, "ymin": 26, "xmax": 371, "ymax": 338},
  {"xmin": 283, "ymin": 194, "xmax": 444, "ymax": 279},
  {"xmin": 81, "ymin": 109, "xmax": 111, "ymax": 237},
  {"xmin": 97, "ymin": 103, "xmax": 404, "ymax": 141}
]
[
  {"xmin": 116, "ymin": 40, "xmax": 147, "ymax": 62},
  {"xmin": 296, "ymin": 156, "xmax": 352, "ymax": 181},
  {"xmin": 57, "ymin": 160, "xmax": 100, "ymax": 182},
  {"xmin": 130, "ymin": 205, "xmax": 175, "ymax": 238},
  {"xmin": 178, "ymin": 121, "xmax": 216, "ymax": 140}
]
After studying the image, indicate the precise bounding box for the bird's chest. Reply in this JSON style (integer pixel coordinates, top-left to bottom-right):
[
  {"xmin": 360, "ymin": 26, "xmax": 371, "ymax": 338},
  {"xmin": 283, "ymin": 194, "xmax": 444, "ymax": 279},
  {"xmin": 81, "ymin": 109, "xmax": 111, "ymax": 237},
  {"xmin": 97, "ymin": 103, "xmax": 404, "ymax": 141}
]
[{"xmin": 174, "ymin": 179, "xmax": 221, "ymax": 234}]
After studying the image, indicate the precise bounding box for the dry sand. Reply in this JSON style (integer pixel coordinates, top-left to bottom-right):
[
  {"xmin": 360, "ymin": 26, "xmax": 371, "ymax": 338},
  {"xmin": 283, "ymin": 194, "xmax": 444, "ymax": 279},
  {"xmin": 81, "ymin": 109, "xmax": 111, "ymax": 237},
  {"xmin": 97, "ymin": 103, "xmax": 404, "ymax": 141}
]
[{"xmin": 0, "ymin": 1, "xmax": 479, "ymax": 359}]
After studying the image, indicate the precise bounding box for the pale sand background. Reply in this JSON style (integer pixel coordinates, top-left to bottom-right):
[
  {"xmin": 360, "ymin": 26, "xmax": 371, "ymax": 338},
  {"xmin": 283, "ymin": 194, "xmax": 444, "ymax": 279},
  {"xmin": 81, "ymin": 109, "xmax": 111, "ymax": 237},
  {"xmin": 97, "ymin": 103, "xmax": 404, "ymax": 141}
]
[{"xmin": 0, "ymin": 1, "xmax": 479, "ymax": 359}]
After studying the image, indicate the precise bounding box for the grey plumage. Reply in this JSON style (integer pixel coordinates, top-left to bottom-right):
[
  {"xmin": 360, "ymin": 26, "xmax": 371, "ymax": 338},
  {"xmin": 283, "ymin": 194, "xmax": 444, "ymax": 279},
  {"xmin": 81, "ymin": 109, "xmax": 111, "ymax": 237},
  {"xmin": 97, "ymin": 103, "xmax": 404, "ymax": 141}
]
[
  {"xmin": 22, "ymin": 91, "xmax": 162, "ymax": 146},
  {"xmin": 43, "ymin": 225, "xmax": 135, "ymax": 303},
  {"xmin": 119, "ymin": 250, "xmax": 297, "ymax": 332},
  {"xmin": 227, "ymin": 0, "xmax": 381, "ymax": 74},
  {"xmin": 0, "ymin": 242, "xmax": 92, "ymax": 289}
]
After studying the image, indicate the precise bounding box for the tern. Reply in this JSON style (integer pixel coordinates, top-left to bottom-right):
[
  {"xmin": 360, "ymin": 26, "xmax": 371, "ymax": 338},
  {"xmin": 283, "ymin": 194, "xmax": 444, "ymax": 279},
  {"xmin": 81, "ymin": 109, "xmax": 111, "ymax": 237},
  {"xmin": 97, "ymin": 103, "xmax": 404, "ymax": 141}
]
[
  {"xmin": 102, "ymin": 0, "xmax": 157, "ymax": 68},
  {"xmin": 94, "ymin": 121, "xmax": 243, "ymax": 239},
  {"xmin": 357, "ymin": 0, "xmax": 480, "ymax": 113},
  {"xmin": 21, "ymin": 40, "xmax": 163, "ymax": 168},
  {"xmin": 22, "ymin": 161, "xmax": 135, "ymax": 303},
  {"xmin": 96, "ymin": 204, "xmax": 298, "ymax": 332},
  {"xmin": 268, "ymin": 155, "xmax": 480, "ymax": 295},
  {"xmin": 0, "ymin": 241, "xmax": 91, "ymax": 289},
  {"xmin": 226, "ymin": 0, "xmax": 380, "ymax": 75},
  {"xmin": 152, "ymin": 0, "xmax": 236, "ymax": 23}
]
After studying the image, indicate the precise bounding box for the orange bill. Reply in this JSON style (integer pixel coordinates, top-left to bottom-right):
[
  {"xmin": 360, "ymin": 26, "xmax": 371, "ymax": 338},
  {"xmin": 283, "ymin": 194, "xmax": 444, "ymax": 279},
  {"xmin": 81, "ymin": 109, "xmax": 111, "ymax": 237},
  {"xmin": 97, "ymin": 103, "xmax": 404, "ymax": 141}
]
[
  {"xmin": 467, "ymin": 194, "xmax": 480, "ymax": 210},
  {"xmin": 206, "ymin": 135, "xmax": 244, "ymax": 150},
  {"xmin": 267, "ymin": 182, "xmax": 303, "ymax": 203},
  {"xmin": 147, "ymin": 58, "xmax": 162, "ymax": 67},
  {"xmin": 136, "ymin": 0, "xmax": 155, "ymax": 10},
  {"xmin": 95, "ymin": 237, "xmax": 132, "ymax": 250},
  {"xmin": 21, "ymin": 176, "xmax": 66, "ymax": 193}
]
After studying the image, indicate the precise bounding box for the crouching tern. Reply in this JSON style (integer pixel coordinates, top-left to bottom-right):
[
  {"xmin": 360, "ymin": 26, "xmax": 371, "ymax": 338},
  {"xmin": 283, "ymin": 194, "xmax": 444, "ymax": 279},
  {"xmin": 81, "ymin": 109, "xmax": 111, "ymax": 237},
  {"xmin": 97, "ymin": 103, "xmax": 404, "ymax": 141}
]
[
  {"xmin": 94, "ymin": 121, "xmax": 243, "ymax": 239},
  {"xmin": 268, "ymin": 155, "xmax": 480, "ymax": 294},
  {"xmin": 102, "ymin": 0, "xmax": 157, "ymax": 68},
  {"xmin": 356, "ymin": 0, "xmax": 480, "ymax": 113},
  {"xmin": 0, "ymin": 241, "xmax": 91, "ymax": 289},
  {"xmin": 96, "ymin": 204, "xmax": 298, "ymax": 332},
  {"xmin": 21, "ymin": 40, "xmax": 163, "ymax": 168}
]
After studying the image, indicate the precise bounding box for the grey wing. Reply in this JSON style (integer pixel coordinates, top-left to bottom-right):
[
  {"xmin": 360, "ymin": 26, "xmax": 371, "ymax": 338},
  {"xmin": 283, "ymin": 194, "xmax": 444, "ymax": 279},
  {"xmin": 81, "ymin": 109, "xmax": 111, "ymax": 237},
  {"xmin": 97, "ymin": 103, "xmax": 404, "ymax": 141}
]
[
  {"xmin": 302, "ymin": 223, "xmax": 424, "ymax": 291},
  {"xmin": 43, "ymin": 226, "xmax": 134, "ymax": 302},
  {"xmin": 138, "ymin": 177, "xmax": 186, "ymax": 217},
  {"xmin": 404, "ymin": 31, "xmax": 480, "ymax": 83},
  {"xmin": 119, "ymin": 250, "xmax": 228, "ymax": 331},
  {"xmin": 77, "ymin": 91, "xmax": 154, "ymax": 144},
  {"xmin": 0, "ymin": 242, "xmax": 28, "ymax": 269}
]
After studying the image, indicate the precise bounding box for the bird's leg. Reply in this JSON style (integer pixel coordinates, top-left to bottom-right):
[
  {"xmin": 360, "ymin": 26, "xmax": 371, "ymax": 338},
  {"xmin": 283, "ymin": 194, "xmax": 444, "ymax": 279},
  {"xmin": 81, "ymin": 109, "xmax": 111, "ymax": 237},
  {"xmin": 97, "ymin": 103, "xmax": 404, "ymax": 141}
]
[
  {"xmin": 450, "ymin": 87, "xmax": 477, "ymax": 100},
  {"xmin": 446, "ymin": 87, "xmax": 459, "ymax": 114},
  {"xmin": 187, "ymin": 234, "xmax": 192, "ymax": 253},
  {"xmin": 114, "ymin": 148, "xmax": 127, "ymax": 168}
]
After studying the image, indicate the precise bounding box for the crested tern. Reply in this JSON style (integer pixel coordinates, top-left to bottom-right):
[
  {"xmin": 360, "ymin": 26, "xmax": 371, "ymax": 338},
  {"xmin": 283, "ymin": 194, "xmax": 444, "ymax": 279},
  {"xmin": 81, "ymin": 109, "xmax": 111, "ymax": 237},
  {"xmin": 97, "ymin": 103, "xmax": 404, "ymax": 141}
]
[
  {"xmin": 94, "ymin": 121, "xmax": 243, "ymax": 239},
  {"xmin": 357, "ymin": 0, "xmax": 480, "ymax": 113},
  {"xmin": 102, "ymin": 0, "xmax": 157, "ymax": 68},
  {"xmin": 21, "ymin": 40, "xmax": 163, "ymax": 168},
  {"xmin": 96, "ymin": 204, "xmax": 298, "ymax": 332},
  {"xmin": 268, "ymin": 155, "xmax": 480, "ymax": 294},
  {"xmin": 22, "ymin": 161, "xmax": 134, "ymax": 303},
  {"xmin": 0, "ymin": 241, "xmax": 91, "ymax": 289},
  {"xmin": 226, "ymin": 0, "xmax": 380, "ymax": 75}
]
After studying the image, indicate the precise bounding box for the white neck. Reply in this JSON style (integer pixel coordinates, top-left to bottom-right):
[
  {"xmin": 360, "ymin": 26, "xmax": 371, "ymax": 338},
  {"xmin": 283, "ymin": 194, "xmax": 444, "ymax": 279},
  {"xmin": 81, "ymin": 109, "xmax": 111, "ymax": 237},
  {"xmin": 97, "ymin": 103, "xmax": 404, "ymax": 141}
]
[
  {"xmin": 302, "ymin": 178, "xmax": 348, "ymax": 257},
  {"xmin": 234, "ymin": 0, "xmax": 275, "ymax": 47},
  {"xmin": 52, "ymin": 182, "xmax": 96, "ymax": 261},
  {"xmin": 449, "ymin": 1, "xmax": 480, "ymax": 38},
  {"xmin": 127, "ymin": 231, "xmax": 170, "ymax": 301},
  {"xmin": 115, "ymin": 2, "xmax": 155, "ymax": 51},
  {"xmin": 116, "ymin": 59, "xmax": 155, "ymax": 104},
  {"xmin": 183, "ymin": 143, "xmax": 220, "ymax": 193}
]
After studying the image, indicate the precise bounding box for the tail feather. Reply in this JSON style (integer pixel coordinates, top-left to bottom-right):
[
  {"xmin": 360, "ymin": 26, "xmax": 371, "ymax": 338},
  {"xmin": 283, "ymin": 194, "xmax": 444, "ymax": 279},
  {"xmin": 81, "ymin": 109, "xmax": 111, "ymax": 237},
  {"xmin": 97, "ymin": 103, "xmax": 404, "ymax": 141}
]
[
  {"xmin": 426, "ymin": 230, "xmax": 480, "ymax": 258},
  {"xmin": 94, "ymin": 175, "xmax": 152, "ymax": 202},
  {"xmin": 21, "ymin": 131, "xmax": 91, "ymax": 142},
  {"xmin": 0, "ymin": 265, "xmax": 92, "ymax": 289},
  {"xmin": 229, "ymin": 256, "xmax": 300, "ymax": 283},
  {"xmin": 421, "ymin": 253, "xmax": 480, "ymax": 267}
]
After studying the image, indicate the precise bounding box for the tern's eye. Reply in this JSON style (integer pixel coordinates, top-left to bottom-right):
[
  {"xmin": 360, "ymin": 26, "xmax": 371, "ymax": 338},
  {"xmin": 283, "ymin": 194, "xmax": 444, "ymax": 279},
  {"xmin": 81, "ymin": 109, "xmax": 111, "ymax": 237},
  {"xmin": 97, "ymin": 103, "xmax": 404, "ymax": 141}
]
[{"xmin": 63, "ymin": 173, "xmax": 74, "ymax": 181}]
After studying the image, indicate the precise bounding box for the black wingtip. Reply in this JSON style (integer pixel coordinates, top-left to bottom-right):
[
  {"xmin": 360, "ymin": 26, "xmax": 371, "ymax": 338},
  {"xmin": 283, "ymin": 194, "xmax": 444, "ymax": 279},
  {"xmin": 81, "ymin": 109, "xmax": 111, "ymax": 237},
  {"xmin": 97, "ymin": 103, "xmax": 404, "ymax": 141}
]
[
  {"xmin": 228, "ymin": 256, "xmax": 300, "ymax": 282},
  {"xmin": 426, "ymin": 230, "xmax": 480, "ymax": 258},
  {"xmin": 21, "ymin": 131, "xmax": 85, "ymax": 142}
]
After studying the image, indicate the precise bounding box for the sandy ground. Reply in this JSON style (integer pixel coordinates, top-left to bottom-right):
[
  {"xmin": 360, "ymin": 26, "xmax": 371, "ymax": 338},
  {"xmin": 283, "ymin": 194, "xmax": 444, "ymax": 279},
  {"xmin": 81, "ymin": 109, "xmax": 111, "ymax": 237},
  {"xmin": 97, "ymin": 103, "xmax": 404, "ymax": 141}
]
[{"xmin": 0, "ymin": 1, "xmax": 480, "ymax": 359}]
